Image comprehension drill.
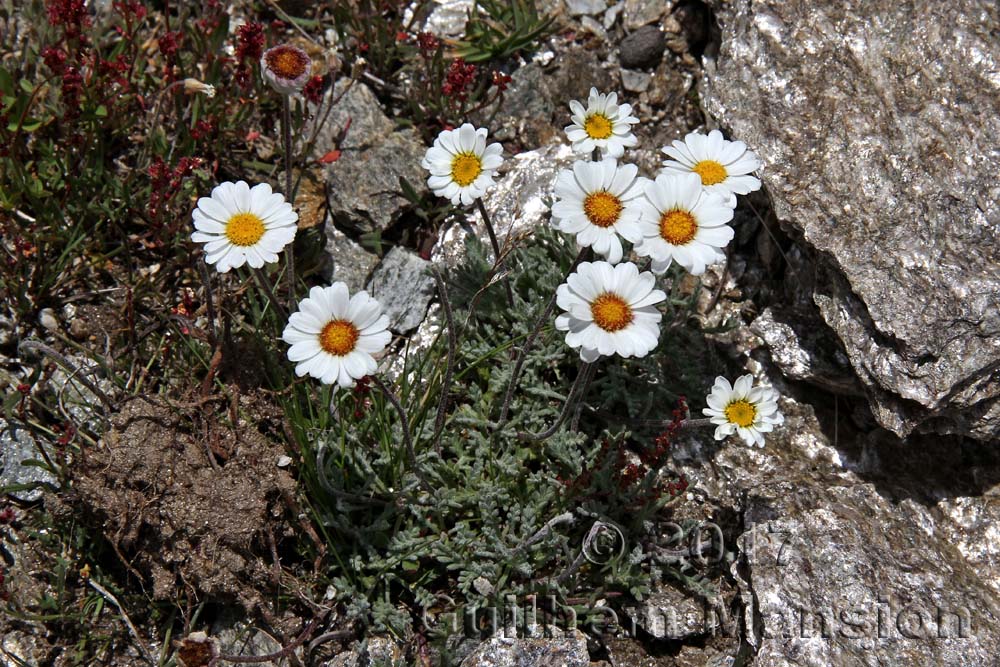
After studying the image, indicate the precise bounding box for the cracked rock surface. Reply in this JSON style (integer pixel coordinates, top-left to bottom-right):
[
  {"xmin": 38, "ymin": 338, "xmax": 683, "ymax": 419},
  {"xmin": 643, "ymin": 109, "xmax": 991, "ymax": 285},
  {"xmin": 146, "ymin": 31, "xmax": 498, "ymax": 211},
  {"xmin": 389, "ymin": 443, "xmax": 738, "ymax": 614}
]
[
  {"xmin": 700, "ymin": 0, "xmax": 1000, "ymax": 441},
  {"xmin": 669, "ymin": 386, "xmax": 1000, "ymax": 666}
]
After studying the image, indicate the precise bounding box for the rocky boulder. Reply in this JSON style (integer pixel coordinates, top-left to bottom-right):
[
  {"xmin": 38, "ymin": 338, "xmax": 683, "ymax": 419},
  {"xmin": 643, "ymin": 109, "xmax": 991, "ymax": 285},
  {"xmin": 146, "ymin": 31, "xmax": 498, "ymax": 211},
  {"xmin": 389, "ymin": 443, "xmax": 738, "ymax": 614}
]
[
  {"xmin": 668, "ymin": 389, "xmax": 1000, "ymax": 666},
  {"xmin": 316, "ymin": 81, "xmax": 427, "ymax": 235},
  {"xmin": 700, "ymin": 0, "xmax": 1000, "ymax": 441}
]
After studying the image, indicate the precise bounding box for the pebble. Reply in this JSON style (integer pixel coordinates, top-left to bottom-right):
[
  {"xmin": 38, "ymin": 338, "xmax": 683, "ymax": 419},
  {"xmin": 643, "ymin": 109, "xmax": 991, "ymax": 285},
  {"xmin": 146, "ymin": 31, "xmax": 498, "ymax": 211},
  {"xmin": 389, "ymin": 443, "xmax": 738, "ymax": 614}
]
[
  {"xmin": 619, "ymin": 25, "xmax": 666, "ymax": 69},
  {"xmin": 38, "ymin": 308, "xmax": 58, "ymax": 332}
]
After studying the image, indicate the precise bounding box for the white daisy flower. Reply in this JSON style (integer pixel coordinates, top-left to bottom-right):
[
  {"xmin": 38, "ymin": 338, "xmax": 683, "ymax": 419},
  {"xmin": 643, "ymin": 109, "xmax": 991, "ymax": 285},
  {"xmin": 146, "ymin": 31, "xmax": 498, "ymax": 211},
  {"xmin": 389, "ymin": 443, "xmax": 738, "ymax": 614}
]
[
  {"xmin": 261, "ymin": 44, "xmax": 313, "ymax": 95},
  {"xmin": 661, "ymin": 129, "xmax": 762, "ymax": 205},
  {"xmin": 565, "ymin": 88, "xmax": 639, "ymax": 158},
  {"xmin": 633, "ymin": 173, "xmax": 735, "ymax": 276},
  {"xmin": 191, "ymin": 181, "xmax": 298, "ymax": 273},
  {"xmin": 703, "ymin": 374, "xmax": 784, "ymax": 447},
  {"xmin": 421, "ymin": 123, "xmax": 503, "ymax": 206},
  {"xmin": 551, "ymin": 159, "xmax": 645, "ymax": 264},
  {"xmin": 282, "ymin": 283, "xmax": 392, "ymax": 388},
  {"xmin": 555, "ymin": 261, "xmax": 666, "ymax": 362}
]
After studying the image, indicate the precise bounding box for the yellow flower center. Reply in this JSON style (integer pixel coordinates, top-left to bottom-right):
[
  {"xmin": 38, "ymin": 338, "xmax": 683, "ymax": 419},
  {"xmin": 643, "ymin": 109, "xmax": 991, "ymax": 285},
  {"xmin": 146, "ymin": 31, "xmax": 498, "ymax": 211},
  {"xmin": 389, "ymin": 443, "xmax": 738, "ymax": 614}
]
[
  {"xmin": 265, "ymin": 45, "xmax": 310, "ymax": 79},
  {"xmin": 583, "ymin": 113, "xmax": 614, "ymax": 140},
  {"xmin": 319, "ymin": 320, "xmax": 360, "ymax": 356},
  {"xmin": 692, "ymin": 160, "xmax": 728, "ymax": 186},
  {"xmin": 590, "ymin": 293, "xmax": 633, "ymax": 332},
  {"xmin": 724, "ymin": 399, "xmax": 757, "ymax": 428},
  {"xmin": 225, "ymin": 212, "xmax": 266, "ymax": 247},
  {"xmin": 659, "ymin": 209, "xmax": 697, "ymax": 245},
  {"xmin": 583, "ymin": 191, "xmax": 623, "ymax": 228},
  {"xmin": 450, "ymin": 152, "xmax": 482, "ymax": 187}
]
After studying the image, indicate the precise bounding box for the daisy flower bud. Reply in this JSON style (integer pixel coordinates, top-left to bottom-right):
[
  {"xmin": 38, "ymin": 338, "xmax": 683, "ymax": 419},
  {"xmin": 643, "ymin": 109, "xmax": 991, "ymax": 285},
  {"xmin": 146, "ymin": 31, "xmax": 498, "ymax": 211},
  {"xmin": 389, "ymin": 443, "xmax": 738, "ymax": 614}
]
[
  {"xmin": 191, "ymin": 181, "xmax": 298, "ymax": 273},
  {"xmin": 564, "ymin": 88, "xmax": 639, "ymax": 158},
  {"xmin": 555, "ymin": 261, "xmax": 666, "ymax": 362},
  {"xmin": 182, "ymin": 78, "xmax": 215, "ymax": 98},
  {"xmin": 661, "ymin": 129, "xmax": 762, "ymax": 206},
  {"xmin": 261, "ymin": 44, "xmax": 313, "ymax": 95},
  {"xmin": 703, "ymin": 374, "xmax": 784, "ymax": 447},
  {"xmin": 282, "ymin": 283, "xmax": 392, "ymax": 388},
  {"xmin": 633, "ymin": 173, "xmax": 734, "ymax": 276},
  {"xmin": 421, "ymin": 123, "xmax": 503, "ymax": 206},
  {"xmin": 552, "ymin": 158, "xmax": 645, "ymax": 264}
]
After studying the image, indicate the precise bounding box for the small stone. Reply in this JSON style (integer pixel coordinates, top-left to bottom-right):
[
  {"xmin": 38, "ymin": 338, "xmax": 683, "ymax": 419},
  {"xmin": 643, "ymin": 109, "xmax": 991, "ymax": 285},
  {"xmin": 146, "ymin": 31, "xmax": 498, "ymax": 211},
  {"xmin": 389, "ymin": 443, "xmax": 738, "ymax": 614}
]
[
  {"xmin": 49, "ymin": 354, "xmax": 115, "ymax": 432},
  {"xmin": 408, "ymin": 0, "xmax": 474, "ymax": 38},
  {"xmin": 366, "ymin": 247, "xmax": 436, "ymax": 333},
  {"xmin": 625, "ymin": 584, "xmax": 706, "ymax": 639},
  {"xmin": 620, "ymin": 68, "xmax": 651, "ymax": 92},
  {"xmin": 624, "ymin": 0, "xmax": 674, "ymax": 30},
  {"xmin": 564, "ymin": 0, "xmax": 607, "ymax": 16},
  {"xmin": 619, "ymin": 25, "xmax": 665, "ymax": 69},
  {"xmin": 0, "ymin": 418, "xmax": 59, "ymax": 502},
  {"xmin": 579, "ymin": 15, "xmax": 607, "ymax": 39},
  {"xmin": 212, "ymin": 618, "xmax": 285, "ymax": 667},
  {"xmin": 0, "ymin": 314, "xmax": 14, "ymax": 346},
  {"xmin": 365, "ymin": 637, "xmax": 404, "ymax": 665},
  {"xmin": 38, "ymin": 308, "xmax": 58, "ymax": 332},
  {"xmin": 276, "ymin": 455, "xmax": 292, "ymax": 468},
  {"xmin": 68, "ymin": 319, "xmax": 88, "ymax": 341},
  {"xmin": 603, "ymin": 1, "xmax": 623, "ymax": 28},
  {"xmin": 472, "ymin": 576, "xmax": 494, "ymax": 596}
]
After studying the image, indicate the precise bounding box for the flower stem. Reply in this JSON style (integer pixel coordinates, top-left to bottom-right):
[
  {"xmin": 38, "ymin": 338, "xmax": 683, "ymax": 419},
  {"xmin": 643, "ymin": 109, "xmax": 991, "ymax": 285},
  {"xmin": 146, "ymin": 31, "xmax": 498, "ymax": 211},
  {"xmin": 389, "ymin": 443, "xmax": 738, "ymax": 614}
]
[
  {"xmin": 198, "ymin": 259, "xmax": 218, "ymax": 345},
  {"xmin": 252, "ymin": 267, "xmax": 289, "ymax": 322},
  {"xmin": 517, "ymin": 361, "xmax": 595, "ymax": 441},
  {"xmin": 494, "ymin": 246, "xmax": 590, "ymax": 433},
  {"xmin": 373, "ymin": 376, "xmax": 434, "ymax": 493},
  {"xmin": 430, "ymin": 269, "xmax": 456, "ymax": 452},
  {"xmin": 282, "ymin": 94, "xmax": 296, "ymax": 305},
  {"xmin": 475, "ymin": 198, "xmax": 514, "ymax": 308}
]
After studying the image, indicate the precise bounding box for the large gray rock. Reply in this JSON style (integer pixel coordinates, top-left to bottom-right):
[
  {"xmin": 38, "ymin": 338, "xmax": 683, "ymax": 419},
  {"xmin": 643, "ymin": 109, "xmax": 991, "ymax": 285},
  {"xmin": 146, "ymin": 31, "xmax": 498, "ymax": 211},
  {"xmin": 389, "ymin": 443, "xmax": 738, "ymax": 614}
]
[
  {"xmin": 667, "ymin": 389, "xmax": 1000, "ymax": 666},
  {"xmin": 366, "ymin": 247, "xmax": 436, "ymax": 333},
  {"xmin": 700, "ymin": 0, "xmax": 1000, "ymax": 441},
  {"xmin": 323, "ymin": 223, "xmax": 379, "ymax": 292},
  {"xmin": 318, "ymin": 81, "xmax": 427, "ymax": 234}
]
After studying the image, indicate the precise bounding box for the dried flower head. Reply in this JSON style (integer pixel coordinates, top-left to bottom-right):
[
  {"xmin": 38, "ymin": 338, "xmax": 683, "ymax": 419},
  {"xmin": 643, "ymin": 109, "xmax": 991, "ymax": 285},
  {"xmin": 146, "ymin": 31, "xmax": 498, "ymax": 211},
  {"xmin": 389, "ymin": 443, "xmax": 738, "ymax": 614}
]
[
  {"xmin": 176, "ymin": 632, "xmax": 219, "ymax": 667},
  {"xmin": 183, "ymin": 78, "xmax": 216, "ymax": 98},
  {"xmin": 261, "ymin": 43, "xmax": 313, "ymax": 95}
]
